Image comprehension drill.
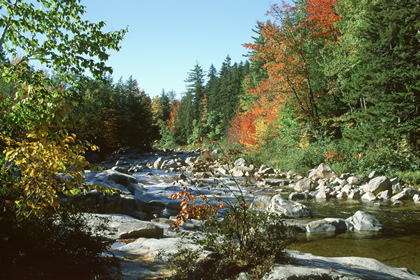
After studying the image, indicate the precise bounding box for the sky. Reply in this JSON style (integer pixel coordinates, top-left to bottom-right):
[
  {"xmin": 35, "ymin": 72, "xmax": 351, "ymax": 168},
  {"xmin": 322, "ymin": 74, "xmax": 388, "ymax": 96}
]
[{"xmin": 82, "ymin": 0, "xmax": 277, "ymax": 98}]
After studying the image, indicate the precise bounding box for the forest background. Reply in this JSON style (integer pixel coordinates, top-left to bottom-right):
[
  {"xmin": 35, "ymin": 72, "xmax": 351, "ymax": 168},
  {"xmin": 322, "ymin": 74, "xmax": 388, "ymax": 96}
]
[{"xmin": 2, "ymin": 0, "xmax": 418, "ymax": 184}]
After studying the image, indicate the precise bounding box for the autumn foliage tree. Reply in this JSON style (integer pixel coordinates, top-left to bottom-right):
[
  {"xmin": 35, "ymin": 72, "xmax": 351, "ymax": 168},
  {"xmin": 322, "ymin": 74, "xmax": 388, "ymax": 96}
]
[{"xmin": 230, "ymin": 0, "xmax": 343, "ymax": 149}]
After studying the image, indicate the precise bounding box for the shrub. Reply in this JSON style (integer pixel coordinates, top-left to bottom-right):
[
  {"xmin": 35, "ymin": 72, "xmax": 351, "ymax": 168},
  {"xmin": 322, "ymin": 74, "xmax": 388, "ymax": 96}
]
[{"xmin": 166, "ymin": 167, "xmax": 296, "ymax": 280}]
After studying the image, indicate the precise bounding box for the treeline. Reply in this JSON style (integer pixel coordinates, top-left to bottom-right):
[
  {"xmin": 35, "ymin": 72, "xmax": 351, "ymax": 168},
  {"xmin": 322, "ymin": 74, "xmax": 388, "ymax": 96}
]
[
  {"xmin": 154, "ymin": 57, "xmax": 251, "ymax": 146},
  {"xmin": 154, "ymin": 0, "xmax": 420, "ymax": 179}
]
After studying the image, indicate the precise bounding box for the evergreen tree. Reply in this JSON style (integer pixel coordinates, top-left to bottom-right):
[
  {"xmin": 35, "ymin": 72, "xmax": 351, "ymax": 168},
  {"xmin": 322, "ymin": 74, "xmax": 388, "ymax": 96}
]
[
  {"xmin": 184, "ymin": 63, "xmax": 206, "ymax": 120},
  {"xmin": 339, "ymin": 0, "xmax": 420, "ymax": 151}
]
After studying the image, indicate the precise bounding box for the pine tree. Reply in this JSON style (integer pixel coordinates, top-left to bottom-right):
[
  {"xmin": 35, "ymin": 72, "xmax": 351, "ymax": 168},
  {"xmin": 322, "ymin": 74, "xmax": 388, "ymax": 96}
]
[{"xmin": 339, "ymin": 0, "xmax": 420, "ymax": 150}]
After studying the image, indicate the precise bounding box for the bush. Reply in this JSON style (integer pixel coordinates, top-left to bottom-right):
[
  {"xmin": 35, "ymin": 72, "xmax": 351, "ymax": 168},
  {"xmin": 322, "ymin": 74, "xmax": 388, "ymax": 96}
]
[
  {"xmin": 166, "ymin": 168, "xmax": 296, "ymax": 280},
  {"xmin": 167, "ymin": 207, "xmax": 295, "ymax": 280},
  {"xmin": 0, "ymin": 154, "xmax": 118, "ymax": 280}
]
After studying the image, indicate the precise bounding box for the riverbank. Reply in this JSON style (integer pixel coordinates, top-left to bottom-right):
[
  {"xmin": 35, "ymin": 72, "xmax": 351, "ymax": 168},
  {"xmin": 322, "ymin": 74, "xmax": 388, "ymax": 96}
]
[{"xmin": 81, "ymin": 149, "xmax": 419, "ymax": 279}]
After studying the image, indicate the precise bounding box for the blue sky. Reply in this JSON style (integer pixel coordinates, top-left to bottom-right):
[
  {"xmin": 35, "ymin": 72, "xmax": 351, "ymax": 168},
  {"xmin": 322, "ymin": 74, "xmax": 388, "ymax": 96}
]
[{"xmin": 83, "ymin": 1, "xmax": 277, "ymax": 97}]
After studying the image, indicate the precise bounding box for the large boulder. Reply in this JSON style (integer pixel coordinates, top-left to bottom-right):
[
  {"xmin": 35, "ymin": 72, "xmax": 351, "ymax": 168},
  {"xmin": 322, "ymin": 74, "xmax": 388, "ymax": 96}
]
[
  {"xmin": 306, "ymin": 218, "xmax": 352, "ymax": 233},
  {"xmin": 346, "ymin": 211, "xmax": 384, "ymax": 231},
  {"xmin": 262, "ymin": 250, "xmax": 419, "ymax": 280},
  {"xmin": 85, "ymin": 213, "xmax": 164, "ymax": 240},
  {"xmin": 364, "ymin": 176, "xmax": 392, "ymax": 195},
  {"xmin": 267, "ymin": 194, "xmax": 312, "ymax": 218}
]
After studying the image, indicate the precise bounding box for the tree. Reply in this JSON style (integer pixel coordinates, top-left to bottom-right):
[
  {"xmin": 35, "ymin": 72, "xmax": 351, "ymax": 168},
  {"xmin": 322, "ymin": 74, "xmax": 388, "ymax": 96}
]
[
  {"xmin": 0, "ymin": 0, "xmax": 127, "ymax": 78},
  {"xmin": 233, "ymin": 0, "xmax": 344, "ymax": 148},
  {"xmin": 336, "ymin": 0, "xmax": 420, "ymax": 151},
  {"xmin": 0, "ymin": 0, "xmax": 126, "ymax": 217}
]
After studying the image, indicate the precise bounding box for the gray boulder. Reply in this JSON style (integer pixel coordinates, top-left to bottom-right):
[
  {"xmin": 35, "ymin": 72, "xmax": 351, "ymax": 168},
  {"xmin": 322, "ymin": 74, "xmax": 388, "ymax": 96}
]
[
  {"xmin": 294, "ymin": 178, "xmax": 314, "ymax": 192},
  {"xmin": 161, "ymin": 159, "xmax": 181, "ymax": 170},
  {"xmin": 348, "ymin": 190, "xmax": 361, "ymax": 199},
  {"xmin": 315, "ymin": 163, "xmax": 336, "ymax": 179},
  {"xmin": 315, "ymin": 186, "xmax": 327, "ymax": 199},
  {"xmin": 306, "ymin": 218, "xmax": 352, "ymax": 233},
  {"xmin": 347, "ymin": 176, "xmax": 361, "ymax": 185},
  {"xmin": 379, "ymin": 190, "xmax": 392, "ymax": 200},
  {"xmin": 262, "ymin": 250, "xmax": 419, "ymax": 280},
  {"xmin": 267, "ymin": 194, "xmax": 312, "ymax": 218},
  {"xmin": 85, "ymin": 213, "xmax": 164, "ymax": 240},
  {"xmin": 364, "ymin": 176, "xmax": 392, "ymax": 195},
  {"xmin": 361, "ymin": 191, "xmax": 376, "ymax": 201},
  {"xmin": 346, "ymin": 211, "xmax": 384, "ymax": 231},
  {"xmin": 153, "ymin": 157, "xmax": 164, "ymax": 169},
  {"xmin": 391, "ymin": 191, "xmax": 410, "ymax": 202}
]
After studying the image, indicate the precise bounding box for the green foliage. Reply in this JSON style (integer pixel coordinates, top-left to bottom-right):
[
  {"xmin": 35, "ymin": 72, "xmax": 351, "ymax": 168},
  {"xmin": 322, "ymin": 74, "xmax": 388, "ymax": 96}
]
[
  {"xmin": 0, "ymin": 2, "xmax": 125, "ymax": 279},
  {"xmin": 70, "ymin": 76, "xmax": 156, "ymax": 153},
  {"xmin": 167, "ymin": 208, "xmax": 295, "ymax": 280},
  {"xmin": 0, "ymin": 0, "xmax": 127, "ymax": 79}
]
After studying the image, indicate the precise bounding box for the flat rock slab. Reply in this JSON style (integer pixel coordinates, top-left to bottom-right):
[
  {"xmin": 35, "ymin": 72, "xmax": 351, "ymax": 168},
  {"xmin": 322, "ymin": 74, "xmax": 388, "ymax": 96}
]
[
  {"xmin": 85, "ymin": 213, "xmax": 164, "ymax": 240},
  {"xmin": 262, "ymin": 250, "xmax": 419, "ymax": 280},
  {"xmin": 109, "ymin": 237, "xmax": 203, "ymax": 280}
]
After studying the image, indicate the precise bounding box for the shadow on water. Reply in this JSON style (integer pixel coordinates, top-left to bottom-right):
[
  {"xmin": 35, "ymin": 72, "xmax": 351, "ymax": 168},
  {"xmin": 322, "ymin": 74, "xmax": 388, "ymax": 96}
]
[{"xmin": 287, "ymin": 199, "xmax": 420, "ymax": 274}]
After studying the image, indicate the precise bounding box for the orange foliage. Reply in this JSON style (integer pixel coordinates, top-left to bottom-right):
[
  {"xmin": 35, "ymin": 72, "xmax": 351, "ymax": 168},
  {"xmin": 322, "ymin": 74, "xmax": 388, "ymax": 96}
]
[
  {"xmin": 229, "ymin": 109, "xmax": 258, "ymax": 147},
  {"xmin": 305, "ymin": 0, "xmax": 341, "ymax": 41},
  {"xmin": 167, "ymin": 100, "xmax": 180, "ymax": 132},
  {"xmin": 230, "ymin": 1, "xmax": 341, "ymax": 148},
  {"xmin": 170, "ymin": 187, "xmax": 223, "ymax": 229}
]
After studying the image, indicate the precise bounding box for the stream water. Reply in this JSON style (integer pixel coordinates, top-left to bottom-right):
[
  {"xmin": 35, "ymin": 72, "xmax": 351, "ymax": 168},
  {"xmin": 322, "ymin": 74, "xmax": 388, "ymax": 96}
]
[{"xmin": 287, "ymin": 199, "xmax": 420, "ymax": 274}]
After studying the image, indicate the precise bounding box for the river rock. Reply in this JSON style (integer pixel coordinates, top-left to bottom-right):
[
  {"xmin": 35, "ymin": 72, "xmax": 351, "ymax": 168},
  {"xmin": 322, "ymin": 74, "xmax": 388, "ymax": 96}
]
[
  {"xmin": 267, "ymin": 194, "xmax": 312, "ymax": 218},
  {"xmin": 109, "ymin": 236, "xmax": 204, "ymax": 280},
  {"xmin": 361, "ymin": 191, "xmax": 376, "ymax": 201},
  {"xmin": 161, "ymin": 159, "xmax": 181, "ymax": 170},
  {"xmin": 364, "ymin": 176, "xmax": 392, "ymax": 195},
  {"xmin": 306, "ymin": 218, "xmax": 352, "ymax": 233},
  {"xmin": 378, "ymin": 190, "xmax": 392, "ymax": 200},
  {"xmin": 336, "ymin": 191, "xmax": 348, "ymax": 199},
  {"xmin": 315, "ymin": 163, "xmax": 336, "ymax": 179},
  {"xmin": 391, "ymin": 191, "xmax": 410, "ymax": 201},
  {"xmin": 84, "ymin": 169, "xmax": 138, "ymax": 193},
  {"xmin": 348, "ymin": 189, "xmax": 361, "ymax": 199},
  {"xmin": 413, "ymin": 194, "xmax": 420, "ymax": 203},
  {"xmin": 257, "ymin": 165, "xmax": 275, "ymax": 175},
  {"xmin": 262, "ymin": 250, "xmax": 419, "ymax": 280},
  {"xmin": 85, "ymin": 213, "xmax": 164, "ymax": 240},
  {"xmin": 294, "ymin": 178, "xmax": 314, "ymax": 192},
  {"xmin": 346, "ymin": 211, "xmax": 384, "ymax": 231},
  {"xmin": 234, "ymin": 157, "xmax": 246, "ymax": 167},
  {"xmin": 153, "ymin": 157, "xmax": 164, "ymax": 169},
  {"xmin": 392, "ymin": 183, "xmax": 404, "ymax": 194},
  {"xmin": 315, "ymin": 186, "xmax": 327, "ymax": 199},
  {"xmin": 331, "ymin": 177, "xmax": 346, "ymax": 187},
  {"xmin": 112, "ymin": 165, "xmax": 131, "ymax": 174},
  {"xmin": 347, "ymin": 175, "xmax": 361, "ymax": 185}
]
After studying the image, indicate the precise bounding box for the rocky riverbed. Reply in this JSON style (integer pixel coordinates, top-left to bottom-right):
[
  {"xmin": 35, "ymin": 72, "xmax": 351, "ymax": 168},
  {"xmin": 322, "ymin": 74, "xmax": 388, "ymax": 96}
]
[{"xmin": 75, "ymin": 149, "xmax": 420, "ymax": 279}]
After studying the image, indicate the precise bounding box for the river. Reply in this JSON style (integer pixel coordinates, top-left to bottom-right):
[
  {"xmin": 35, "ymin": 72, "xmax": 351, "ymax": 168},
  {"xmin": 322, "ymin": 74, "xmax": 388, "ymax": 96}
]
[{"xmin": 287, "ymin": 199, "xmax": 420, "ymax": 274}]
